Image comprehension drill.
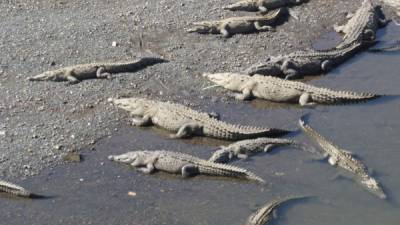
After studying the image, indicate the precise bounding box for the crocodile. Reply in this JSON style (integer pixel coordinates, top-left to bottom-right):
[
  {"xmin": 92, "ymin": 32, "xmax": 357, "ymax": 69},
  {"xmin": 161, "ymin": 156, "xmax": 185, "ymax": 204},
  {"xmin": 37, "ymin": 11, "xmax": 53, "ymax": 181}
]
[
  {"xmin": 299, "ymin": 117, "xmax": 386, "ymax": 199},
  {"xmin": 245, "ymin": 40, "xmax": 366, "ymax": 79},
  {"xmin": 334, "ymin": 0, "xmax": 389, "ymax": 49},
  {"xmin": 111, "ymin": 97, "xmax": 289, "ymax": 140},
  {"xmin": 246, "ymin": 196, "xmax": 309, "ymax": 225},
  {"xmin": 0, "ymin": 179, "xmax": 37, "ymax": 198},
  {"xmin": 27, "ymin": 57, "xmax": 167, "ymax": 84},
  {"xmin": 186, "ymin": 8, "xmax": 283, "ymax": 37},
  {"xmin": 108, "ymin": 150, "xmax": 265, "ymax": 183},
  {"xmin": 223, "ymin": 0, "xmax": 308, "ymax": 13},
  {"xmin": 208, "ymin": 137, "xmax": 298, "ymax": 163},
  {"xmin": 203, "ymin": 72, "xmax": 379, "ymax": 106}
]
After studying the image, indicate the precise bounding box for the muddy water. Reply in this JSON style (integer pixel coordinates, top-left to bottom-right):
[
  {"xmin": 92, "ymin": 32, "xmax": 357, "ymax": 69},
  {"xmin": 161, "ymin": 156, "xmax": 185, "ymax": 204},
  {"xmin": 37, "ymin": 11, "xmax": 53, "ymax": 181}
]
[{"xmin": 1, "ymin": 24, "xmax": 400, "ymax": 225}]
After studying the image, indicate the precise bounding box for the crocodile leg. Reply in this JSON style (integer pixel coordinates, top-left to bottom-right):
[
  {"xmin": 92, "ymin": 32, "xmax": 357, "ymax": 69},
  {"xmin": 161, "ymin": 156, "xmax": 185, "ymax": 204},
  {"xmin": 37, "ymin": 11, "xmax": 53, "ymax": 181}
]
[
  {"xmin": 220, "ymin": 23, "xmax": 231, "ymax": 38},
  {"xmin": 321, "ymin": 60, "xmax": 333, "ymax": 72},
  {"xmin": 235, "ymin": 88, "xmax": 253, "ymax": 100},
  {"xmin": 135, "ymin": 155, "xmax": 157, "ymax": 174},
  {"xmin": 282, "ymin": 60, "xmax": 300, "ymax": 79},
  {"xmin": 170, "ymin": 122, "xmax": 203, "ymax": 138},
  {"xmin": 254, "ymin": 22, "xmax": 274, "ymax": 31},
  {"xmin": 96, "ymin": 67, "xmax": 112, "ymax": 79},
  {"xmin": 299, "ymin": 93, "xmax": 316, "ymax": 106},
  {"xmin": 181, "ymin": 164, "xmax": 199, "ymax": 177},
  {"xmin": 264, "ymin": 144, "xmax": 279, "ymax": 152},
  {"xmin": 131, "ymin": 115, "xmax": 152, "ymax": 126},
  {"xmin": 65, "ymin": 70, "xmax": 80, "ymax": 84},
  {"xmin": 333, "ymin": 24, "xmax": 345, "ymax": 33}
]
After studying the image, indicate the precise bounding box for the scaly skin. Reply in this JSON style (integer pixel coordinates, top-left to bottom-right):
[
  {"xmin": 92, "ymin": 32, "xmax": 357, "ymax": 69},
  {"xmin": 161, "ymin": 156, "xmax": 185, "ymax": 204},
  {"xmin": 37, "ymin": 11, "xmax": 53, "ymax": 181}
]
[
  {"xmin": 203, "ymin": 72, "xmax": 379, "ymax": 106},
  {"xmin": 28, "ymin": 57, "xmax": 167, "ymax": 84},
  {"xmin": 111, "ymin": 97, "xmax": 289, "ymax": 140},
  {"xmin": 223, "ymin": 0, "xmax": 308, "ymax": 13},
  {"xmin": 186, "ymin": 8, "xmax": 283, "ymax": 37},
  {"xmin": 246, "ymin": 196, "xmax": 309, "ymax": 225},
  {"xmin": 0, "ymin": 180, "xmax": 32, "ymax": 198},
  {"xmin": 208, "ymin": 137, "xmax": 297, "ymax": 163},
  {"xmin": 299, "ymin": 118, "xmax": 386, "ymax": 199},
  {"xmin": 108, "ymin": 150, "xmax": 265, "ymax": 183},
  {"xmin": 245, "ymin": 41, "xmax": 365, "ymax": 79},
  {"xmin": 334, "ymin": 0, "xmax": 389, "ymax": 49}
]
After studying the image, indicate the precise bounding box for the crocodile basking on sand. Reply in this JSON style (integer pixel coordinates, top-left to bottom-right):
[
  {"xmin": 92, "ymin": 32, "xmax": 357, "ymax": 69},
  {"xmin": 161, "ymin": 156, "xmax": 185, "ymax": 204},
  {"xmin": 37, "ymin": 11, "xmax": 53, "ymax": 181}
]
[
  {"xmin": 209, "ymin": 137, "xmax": 298, "ymax": 163},
  {"xmin": 299, "ymin": 117, "xmax": 386, "ymax": 199},
  {"xmin": 108, "ymin": 150, "xmax": 265, "ymax": 183},
  {"xmin": 334, "ymin": 0, "xmax": 389, "ymax": 49},
  {"xmin": 246, "ymin": 196, "xmax": 309, "ymax": 225},
  {"xmin": 0, "ymin": 179, "xmax": 40, "ymax": 198},
  {"xmin": 245, "ymin": 40, "xmax": 367, "ymax": 79},
  {"xmin": 111, "ymin": 97, "xmax": 289, "ymax": 140},
  {"xmin": 186, "ymin": 8, "xmax": 283, "ymax": 37},
  {"xmin": 203, "ymin": 72, "xmax": 379, "ymax": 106},
  {"xmin": 28, "ymin": 57, "xmax": 167, "ymax": 84},
  {"xmin": 223, "ymin": 0, "xmax": 308, "ymax": 13}
]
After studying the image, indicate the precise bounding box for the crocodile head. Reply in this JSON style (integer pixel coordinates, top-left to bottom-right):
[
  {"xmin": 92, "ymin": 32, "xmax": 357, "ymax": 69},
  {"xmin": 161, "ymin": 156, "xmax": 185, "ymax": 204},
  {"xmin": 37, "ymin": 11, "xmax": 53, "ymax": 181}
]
[
  {"xmin": 108, "ymin": 151, "xmax": 153, "ymax": 166},
  {"xmin": 27, "ymin": 70, "xmax": 64, "ymax": 81},
  {"xmin": 208, "ymin": 148, "xmax": 233, "ymax": 163},
  {"xmin": 203, "ymin": 72, "xmax": 248, "ymax": 91},
  {"xmin": 186, "ymin": 21, "xmax": 219, "ymax": 34},
  {"xmin": 245, "ymin": 58, "xmax": 282, "ymax": 76},
  {"xmin": 111, "ymin": 97, "xmax": 155, "ymax": 117},
  {"xmin": 360, "ymin": 176, "xmax": 386, "ymax": 199}
]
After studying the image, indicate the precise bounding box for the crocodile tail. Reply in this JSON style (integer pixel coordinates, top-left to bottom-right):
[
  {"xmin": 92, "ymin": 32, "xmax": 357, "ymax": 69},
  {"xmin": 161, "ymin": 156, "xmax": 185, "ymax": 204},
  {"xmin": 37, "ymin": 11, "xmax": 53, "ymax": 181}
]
[
  {"xmin": 198, "ymin": 162, "xmax": 265, "ymax": 183},
  {"xmin": 0, "ymin": 180, "xmax": 32, "ymax": 197},
  {"xmin": 311, "ymin": 88, "xmax": 380, "ymax": 105}
]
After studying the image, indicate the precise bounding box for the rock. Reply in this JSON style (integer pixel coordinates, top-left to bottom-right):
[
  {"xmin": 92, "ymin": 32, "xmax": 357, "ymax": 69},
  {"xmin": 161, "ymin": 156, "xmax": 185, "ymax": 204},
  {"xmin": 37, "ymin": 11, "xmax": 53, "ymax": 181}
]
[{"xmin": 63, "ymin": 152, "xmax": 82, "ymax": 162}]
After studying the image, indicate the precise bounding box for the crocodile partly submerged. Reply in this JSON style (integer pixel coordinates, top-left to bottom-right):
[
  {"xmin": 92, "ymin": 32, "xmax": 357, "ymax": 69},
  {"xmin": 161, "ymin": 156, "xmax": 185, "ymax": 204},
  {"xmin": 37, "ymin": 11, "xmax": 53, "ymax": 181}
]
[
  {"xmin": 28, "ymin": 57, "xmax": 167, "ymax": 84},
  {"xmin": 246, "ymin": 196, "xmax": 310, "ymax": 225},
  {"xmin": 245, "ymin": 40, "xmax": 366, "ymax": 79},
  {"xmin": 223, "ymin": 0, "xmax": 309, "ymax": 13},
  {"xmin": 299, "ymin": 117, "xmax": 386, "ymax": 199},
  {"xmin": 111, "ymin": 97, "xmax": 289, "ymax": 140},
  {"xmin": 186, "ymin": 8, "xmax": 284, "ymax": 37},
  {"xmin": 203, "ymin": 72, "xmax": 379, "ymax": 106},
  {"xmin": 108, "ymin": 150, "xmax": 265, "ymax": 183}
]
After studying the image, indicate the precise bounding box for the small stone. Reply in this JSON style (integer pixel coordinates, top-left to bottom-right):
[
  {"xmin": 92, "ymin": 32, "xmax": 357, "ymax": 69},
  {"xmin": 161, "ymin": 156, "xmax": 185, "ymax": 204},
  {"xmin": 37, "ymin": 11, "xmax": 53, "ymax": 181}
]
[
  {"xmin": 50, "ymin": 61, "xmax": 56, "ymax": 66},
  {"xmin": 79, "ymin": 178, "xmax": 84, "ymax": 182},
  {"xmin": 63, "ymin": 152, "xmax": 82, "ymax": 162},
  {"xmin": 127, "ymin": 191, "xmax": 137, "ymax": 197},
  {"xmin": 54, "ymin": 144, "xmax": 62, "ymax": 150},
  {"xmin": 112, "ymin": 41, "xmax": 118, "ymax": 47},
  {"xmin": 0, "ymin": 130, "xmax": 5, "ymax": 136}
]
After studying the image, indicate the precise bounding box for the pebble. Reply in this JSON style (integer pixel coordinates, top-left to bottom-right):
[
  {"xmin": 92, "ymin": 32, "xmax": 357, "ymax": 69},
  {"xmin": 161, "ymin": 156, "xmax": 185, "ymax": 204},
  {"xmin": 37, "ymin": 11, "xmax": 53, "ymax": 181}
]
[
  {"xmin": 127, "ymin": 191, "xmax": 137, "ymax": 197},
  {"xmin": 112, "ymin": 41, "xmax": 118, "ymax": 47}
]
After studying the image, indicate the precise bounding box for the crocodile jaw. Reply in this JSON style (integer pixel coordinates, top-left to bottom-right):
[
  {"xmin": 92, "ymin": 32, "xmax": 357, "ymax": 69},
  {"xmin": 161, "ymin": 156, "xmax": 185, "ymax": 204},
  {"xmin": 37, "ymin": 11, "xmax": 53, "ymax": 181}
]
[{"xmin": 108, "ymin": 152, "xmax": 137, "ymax": 163}]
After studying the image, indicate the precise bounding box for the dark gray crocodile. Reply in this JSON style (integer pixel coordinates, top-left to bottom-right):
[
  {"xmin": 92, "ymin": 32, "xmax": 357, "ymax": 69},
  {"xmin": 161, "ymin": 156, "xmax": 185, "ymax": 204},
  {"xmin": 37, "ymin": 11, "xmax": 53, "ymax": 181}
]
[
  {"xmin": 334, "ymin": 0, "xmax": 389, "ymax": 49},
  {"xmin": 186, "ymin": 8, "xmax": 283, "ymax": 37},
  {"xmin": 111, "ymin": 97, "xmax": 289, "ymax": 140},
  {"xmin": 203, "ymin": 72, "xmax": 379, "ymax": 106},
  {"xmin": 28, "ymin": 57, "xmax": 167, "ymax": 84},
  {"xmin": 299, "ymin": 117, "xmax": 386, "ymax": 199},
  {"xmin": 246, "ymin": 196, "xmax": 309, "ymax": 225},
  {"xmin": 0, "ymin": 179, "xmax": 37, "ymax": 198},
  {"xmin": 108, "ymin": 150, "xmax": 265, "ymax": 183},
  {"xmin": 223, "ymin": 0, "xmax": 308, "ymax": 13},
  {"xmin": 208, "ymin": 137, "xmax": 298, "ymax": 163},
  {"xmin": 245, "ymin": 41, "xmax": 365, "ymax": 79}
]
